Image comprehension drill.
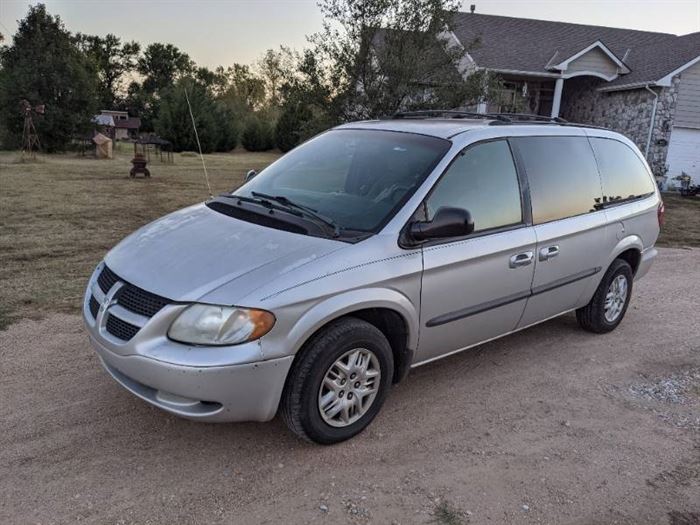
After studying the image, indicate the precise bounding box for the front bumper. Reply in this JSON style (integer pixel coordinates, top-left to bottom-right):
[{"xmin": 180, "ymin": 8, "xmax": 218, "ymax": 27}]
[
  {"xmin": 90, "ymin": 334, "xmax": 293, "ymax": 422},
  {"xmin": 83, "ymin": 263, "xmax": 293, "ymax": 422}
]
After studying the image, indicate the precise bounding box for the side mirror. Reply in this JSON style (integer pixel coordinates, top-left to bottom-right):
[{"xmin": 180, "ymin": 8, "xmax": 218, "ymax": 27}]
[
  {"xmin": 244, "ymin": 169, "xmax": 257, "ymax": 183},
  {"xmin": 409, "ymin": 207, "xmax": 474, "ymax": 241}
]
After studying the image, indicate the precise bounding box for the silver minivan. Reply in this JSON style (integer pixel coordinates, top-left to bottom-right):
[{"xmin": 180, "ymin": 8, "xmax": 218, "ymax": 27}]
[{"xmin": 83, "ymin": 113, "xmax": 662, "ymax": 444}]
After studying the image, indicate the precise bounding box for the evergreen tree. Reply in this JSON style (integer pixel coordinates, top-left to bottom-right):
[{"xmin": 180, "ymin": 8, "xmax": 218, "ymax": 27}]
[
  {"xmin": 275, "ymin": 103, "xmax": 312, "ymax": 152},
  {"xmin": 154, "ymin": 78, "xmax": 237, "ymax": 153},
  {"xmin": 0, "ymin": 4, "xmax": 98, "ymax": 151},
  {"xmin": 241, "ymin": 115, "xmax": 274, "ymax": 152}
]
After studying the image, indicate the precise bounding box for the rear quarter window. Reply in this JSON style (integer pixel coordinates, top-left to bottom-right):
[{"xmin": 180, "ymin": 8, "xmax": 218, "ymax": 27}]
[
  {"xmin": 589, "ymin": 137, "xmax": 655, "ymax": 204},
  {"xmin": 512, "ymin": 136, "xmax": 602, "ymax": 224}
]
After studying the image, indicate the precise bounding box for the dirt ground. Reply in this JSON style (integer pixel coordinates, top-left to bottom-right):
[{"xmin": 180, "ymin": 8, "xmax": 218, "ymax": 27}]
[{"xmin": 0, "ymin": 248, "xmax": 697, "ymax": 524}]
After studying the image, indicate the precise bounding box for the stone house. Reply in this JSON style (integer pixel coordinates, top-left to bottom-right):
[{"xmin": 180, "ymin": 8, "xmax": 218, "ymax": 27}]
[{"xmin": 442, "ymin": 11, "xmax": 700, "ymax": 183}]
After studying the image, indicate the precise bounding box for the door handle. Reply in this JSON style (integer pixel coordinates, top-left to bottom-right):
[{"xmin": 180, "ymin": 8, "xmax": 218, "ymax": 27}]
[
  {"xmin": 509, "ymin": 251, "xmax": 534, "ymax": 268},
  {"xmin": 539, "ymin": 245, "xmax": 560, "ymax": 261}
]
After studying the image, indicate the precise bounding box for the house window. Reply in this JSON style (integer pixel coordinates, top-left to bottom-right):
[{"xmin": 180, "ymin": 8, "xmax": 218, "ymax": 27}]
[{"xmin": 497, "ymin": 81, "xmax": 525, "ymax": 113}]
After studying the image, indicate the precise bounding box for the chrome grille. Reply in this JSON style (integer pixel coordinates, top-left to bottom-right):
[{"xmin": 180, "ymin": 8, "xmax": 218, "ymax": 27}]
[
  {"xmin": 88, "ymin": 296, "xmax": 100, "ymax": 319},
  {"xmin": 106, "ymin": 314, "xmax": 140, "ymax": 341},
  {"xmin": 117, "ymin": 284, "xmax": 170, "ymax": 318},
  {"xmin": 97, "ymin": 265, "xmax": 119, "ymax": 294},
  {"xmin": 91, "ymin": 265, "xmax": 172, "ymax": 342}
]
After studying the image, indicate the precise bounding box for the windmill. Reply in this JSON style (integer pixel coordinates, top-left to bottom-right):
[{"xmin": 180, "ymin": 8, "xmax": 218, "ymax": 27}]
[{"xmin": 20, "ymin": 99, "xmax": 44, "ymax": 157}]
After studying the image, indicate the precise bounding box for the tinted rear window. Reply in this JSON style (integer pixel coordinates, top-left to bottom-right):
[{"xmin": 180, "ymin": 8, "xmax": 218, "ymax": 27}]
[
  {"xmin": 589, "ymin": 138, "xmax": 655, "ymax": 204},
  {"xmin": 513, "ymin": 136, "xmax": 602, "ymax": 224}
]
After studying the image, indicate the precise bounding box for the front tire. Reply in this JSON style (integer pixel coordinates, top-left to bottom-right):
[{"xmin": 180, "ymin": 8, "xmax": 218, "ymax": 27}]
[
  {"xmin": 281, "ymin": 317, "xmax": 394, "ymax": 444},
  {"xmin": 576, "ymin": 259, "xmax": 633, "ymax": 333}
]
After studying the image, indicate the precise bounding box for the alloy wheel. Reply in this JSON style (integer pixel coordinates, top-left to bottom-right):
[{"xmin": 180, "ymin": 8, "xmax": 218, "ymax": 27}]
[{"xmin": 317, "ymin": 348, "xmax": 381, "ymax": 427}]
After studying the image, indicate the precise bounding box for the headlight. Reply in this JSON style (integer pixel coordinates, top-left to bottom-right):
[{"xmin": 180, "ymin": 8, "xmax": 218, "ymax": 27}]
[{"xmin": 168, "ymin": 304, "xmax": 275, "ymax": 346}]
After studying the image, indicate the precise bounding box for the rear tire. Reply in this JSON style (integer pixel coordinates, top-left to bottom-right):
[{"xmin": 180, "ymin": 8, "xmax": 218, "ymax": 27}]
[
  {"xmin": 281, "ymin": 317, "xmax": 393, "ymax": 444},
  {"xmin": 576, "ymin": 259, "xmax": 633, "ymax": 333}
]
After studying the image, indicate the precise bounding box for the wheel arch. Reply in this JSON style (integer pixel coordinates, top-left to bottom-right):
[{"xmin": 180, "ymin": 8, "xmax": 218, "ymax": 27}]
[
  {"xmin": 285, "ymin": 288, "xmax": 419, "ymax": 384},
  {"xmin": 610, "ymin": 235, "xmax": 643, "ymax": 275}
]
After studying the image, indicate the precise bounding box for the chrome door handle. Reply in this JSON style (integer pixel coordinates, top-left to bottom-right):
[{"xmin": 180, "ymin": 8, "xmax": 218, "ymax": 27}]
[
  {"xmin": 539, "ymin": 245, "xmax": 560, "ymax": 261},
  {"xmin": 509, "ymin": 251, "xmax": 534, "ymax": 268}
]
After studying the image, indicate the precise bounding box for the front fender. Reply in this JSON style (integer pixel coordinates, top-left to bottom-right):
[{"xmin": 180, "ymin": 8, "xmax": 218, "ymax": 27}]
[{"xmin": 284, "ymin": 287, "xmax": 419, "ymax": 357}]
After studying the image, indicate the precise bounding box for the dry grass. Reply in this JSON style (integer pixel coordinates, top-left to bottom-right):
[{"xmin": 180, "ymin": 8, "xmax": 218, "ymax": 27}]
[
  {"xmin": 1, "ymin": 146, "xmax": 697, "ymax": 330},
  {"xmin": 0, "ymin": 146, "xmax": 281, "ymax": 329},
  {"xmin": 657, "ymin": 193, "xmax": 700, "ymax": 249}
]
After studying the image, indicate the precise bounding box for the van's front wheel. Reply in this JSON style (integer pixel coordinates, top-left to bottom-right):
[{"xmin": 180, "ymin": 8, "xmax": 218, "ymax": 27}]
[
  {"xmin": 281, "ymin": 318, "xmax": 394, "ymax": 444},
  {"xmin": 576, "ymin": 259, "xmax": 633, "ymax": 333}
]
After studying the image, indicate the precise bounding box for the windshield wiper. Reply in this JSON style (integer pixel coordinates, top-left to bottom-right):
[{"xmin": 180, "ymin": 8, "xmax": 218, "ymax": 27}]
[
  {"xmin": 219, "ymin": 193, "xmax": 303, "ymax": 216},
  {"xmin": 251, "ymin": 191, "xmax": 341, "ymax": 238}
]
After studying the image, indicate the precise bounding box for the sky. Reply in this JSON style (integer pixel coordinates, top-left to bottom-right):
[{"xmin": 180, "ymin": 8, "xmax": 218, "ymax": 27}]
[{"xmin": 1, "ymin": 0, "xmax": 699, "ymax": 68}]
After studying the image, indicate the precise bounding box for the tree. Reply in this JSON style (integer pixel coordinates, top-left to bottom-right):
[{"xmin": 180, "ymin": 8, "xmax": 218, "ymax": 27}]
[
  {"xmin": 219, "ymin": 64, "xmax": 267, "ymax": 116},
  {"xmin": 275, "ymin": 102, "xmax": 311, "ymax": 152},
  {"xmin": 311, "ymin": 0, "xmax": 502, "ymax": 119},
  {"xmin": 138, "ymin": 43, "xmax": 194, "ymax": 95},
  {"xmin": 194, "ymin": 66, "xmax": 228, "ymax": 96},
  {"xmin": 257, "ymin": 47, "xmax": 296, "ymax": 108},
  {"xmin": 154, "ymin": 78, "xmax": 237, "ymax": 153},
  {"xmin": 0, "ymin": 4, "xmax": 97, "ymax": 151},
  {"xmin": 127, "ymin": 43, "xmax": 194, "ymax": 131},
  {"xmin": 75, "ymin": 33, "xmax": 140, "ymax": 108},
  {"xmin": 241, "ymin": 115, "xmax": 274, "ymax": 152},
  {"xmin": 273, "ymin": 49, "xmax": 339, "ymax": 151}
]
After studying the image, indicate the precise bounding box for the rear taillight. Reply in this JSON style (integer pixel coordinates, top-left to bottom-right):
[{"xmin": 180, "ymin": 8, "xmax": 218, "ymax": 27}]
[{"xmin": 657, "ymin": 200, "xmax": 665, "ymax": 227}]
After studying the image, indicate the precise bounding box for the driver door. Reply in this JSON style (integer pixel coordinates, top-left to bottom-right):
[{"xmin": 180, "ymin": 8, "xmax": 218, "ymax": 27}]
[{"xmin": 415, "ymin": 139, "xmax": 536, "ymax": 364}]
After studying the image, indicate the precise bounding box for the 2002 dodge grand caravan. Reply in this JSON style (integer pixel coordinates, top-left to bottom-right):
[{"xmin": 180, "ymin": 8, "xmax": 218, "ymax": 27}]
[{"xmin": 84, "ymin": 113, "xmax": 662, "ymax": 444}]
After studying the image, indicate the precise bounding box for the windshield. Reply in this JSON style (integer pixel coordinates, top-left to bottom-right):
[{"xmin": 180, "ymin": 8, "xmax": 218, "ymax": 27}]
[{"xmin": 235, "ymin": 129, "xmax": 451, "ymax": 233}]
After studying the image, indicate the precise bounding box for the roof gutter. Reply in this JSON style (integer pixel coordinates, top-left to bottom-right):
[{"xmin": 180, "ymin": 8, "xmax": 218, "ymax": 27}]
[{"xmin": 644, "ymin": 84, "xmax": 659, "ymax": 160}]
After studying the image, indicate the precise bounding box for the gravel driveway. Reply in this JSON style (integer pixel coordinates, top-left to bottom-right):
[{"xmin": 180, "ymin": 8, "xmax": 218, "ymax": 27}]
[{"xmin": 1, "ymin": 248, "xmax": 698, "ymax": 525}]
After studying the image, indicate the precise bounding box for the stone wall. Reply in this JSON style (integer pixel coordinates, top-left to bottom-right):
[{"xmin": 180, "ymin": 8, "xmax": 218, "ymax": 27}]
[{"xmin": 559, "ymin": 76, "xmax": 680, "ymax": 176}]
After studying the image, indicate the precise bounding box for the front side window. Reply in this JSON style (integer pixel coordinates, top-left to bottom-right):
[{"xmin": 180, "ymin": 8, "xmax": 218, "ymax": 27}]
[
  {"xmin": 424, "ymin": 140, "xmax": 523, "ymax": 233},
  {"xmin": 589, "ymin": 137, "xmax": 655, "ymax": 204},
  {"xmin": 236, "ymin": 129, "xmax": 451, "ymax": 233},
  {"xmin": 513, "ymin": 136, "xmax": 602, "ymax": 224}
]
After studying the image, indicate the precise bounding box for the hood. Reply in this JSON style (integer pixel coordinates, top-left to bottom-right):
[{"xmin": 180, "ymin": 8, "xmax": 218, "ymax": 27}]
[{"xmin": 105, "ymin": 203, "xmax": 345, "ymax": 303}]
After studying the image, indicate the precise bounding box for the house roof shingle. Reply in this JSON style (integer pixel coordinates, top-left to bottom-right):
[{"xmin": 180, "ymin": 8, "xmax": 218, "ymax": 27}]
[
  {"xmin": 605, "ymin": 31, "xmax": 700, "ymax": 88},
  {"xmin": 450, "ymin": 12, "xmax": 699, "ymax": 88}
]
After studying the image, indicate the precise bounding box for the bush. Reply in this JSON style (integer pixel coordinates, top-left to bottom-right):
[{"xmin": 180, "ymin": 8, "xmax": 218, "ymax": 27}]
[{"xmin": 241, "ymin": 116, "xmax": 274, "ymax": 152}]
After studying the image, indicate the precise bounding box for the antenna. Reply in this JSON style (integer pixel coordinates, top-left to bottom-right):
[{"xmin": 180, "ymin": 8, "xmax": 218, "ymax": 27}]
[{"xmin": 184, "ymin": 88, "xmax": 213, "ymax": 197}]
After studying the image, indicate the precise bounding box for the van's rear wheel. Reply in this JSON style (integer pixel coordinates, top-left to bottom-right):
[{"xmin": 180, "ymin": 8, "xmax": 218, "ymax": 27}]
[
  {"xmin": 281, "ymin": 318, "xmax": 393, "ymax": 444},
  {"xmin": 576, "ymin": 259, "xmax": 633, "ymax": 333}
]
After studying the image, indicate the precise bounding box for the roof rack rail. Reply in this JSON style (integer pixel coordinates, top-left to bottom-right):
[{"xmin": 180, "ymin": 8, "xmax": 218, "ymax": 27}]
[
  {"xmin": 486, "ymin": 112, "xmax": 568, "ymax": 124},
  {"xmin": 388, "ymin": 110, "xmax": 610, "ymax": 130},
  {"xmin": 391, "ymin": 110, "xmax": 511, "ymax": 123}
]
